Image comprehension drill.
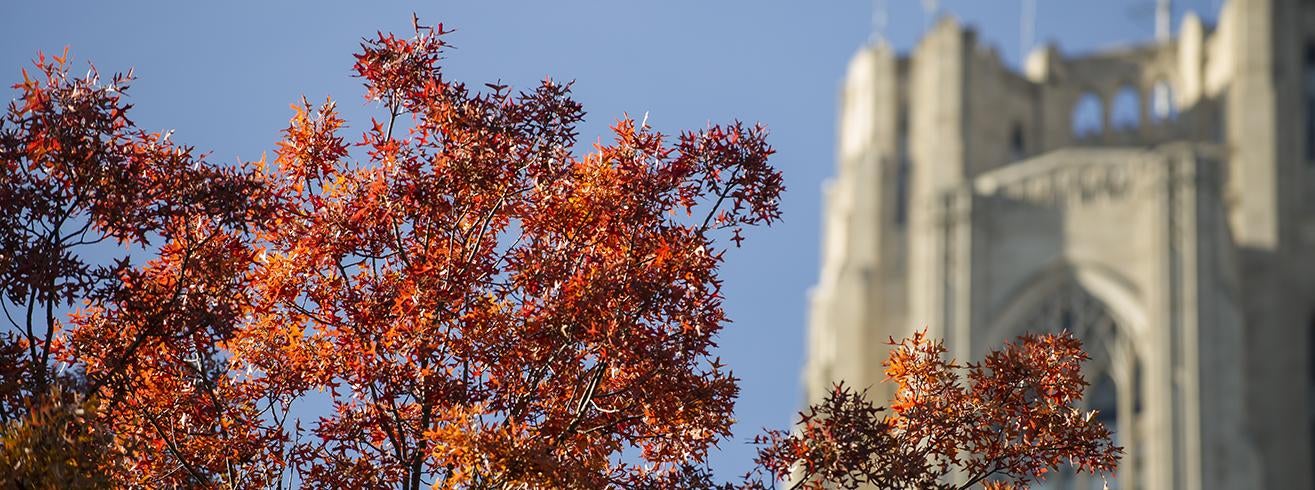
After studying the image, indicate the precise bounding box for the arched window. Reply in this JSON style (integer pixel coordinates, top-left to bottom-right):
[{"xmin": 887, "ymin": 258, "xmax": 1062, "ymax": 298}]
[
  {"xmin": 1151, "ymin": 80, "xmax": 1178, "ymax": 122},
  {"xmin": 1111, "ymin": 86, "xmax": 1141, "ymax": 130},
  {"xmin": 1019, "ymin": 284, "xmax": 1116, "ymax": 340},
  {"xmin": 1090, "ymin": 371, "xmax": 1119, "ymax": 443},
  {"xmin": 1013, "ymin": 284, "xmax": 1139, "ymax": 489},
  {"xmin": 1072, "ymin": 92, "xmax": 1104, "ymax": 139}
]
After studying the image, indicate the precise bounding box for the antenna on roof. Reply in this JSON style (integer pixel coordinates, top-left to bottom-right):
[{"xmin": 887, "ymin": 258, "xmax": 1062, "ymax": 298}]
[
  {"xmin": 1127, "ymin": 0, "xmax": 1173, "ymax": 41},
  {"xmin": 921, "ymin": 0, "xmax": 940, "ymax": 30},
  {"xmin": 1156, "ymin": 0, "xmax": 1172, "ymax": 40},
  {"xmin": 872, "ymin": 0, "xmax": 888, "ymax": 44},
  {"xmin": 1020, "ymin": 0, "xmax": 1036, "ymax": 61}
]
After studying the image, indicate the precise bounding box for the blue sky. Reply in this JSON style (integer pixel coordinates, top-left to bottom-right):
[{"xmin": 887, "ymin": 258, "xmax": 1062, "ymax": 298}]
[{"xmin": 2, "ymin": 0, "xmax": 1220, "ymax": 480}]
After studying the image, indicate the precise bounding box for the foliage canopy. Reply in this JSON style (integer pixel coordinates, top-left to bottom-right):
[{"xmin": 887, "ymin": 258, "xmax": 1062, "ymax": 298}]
[{"xmin": 0, "ymin": 20, "xmax": 1115, "ymax": 489}]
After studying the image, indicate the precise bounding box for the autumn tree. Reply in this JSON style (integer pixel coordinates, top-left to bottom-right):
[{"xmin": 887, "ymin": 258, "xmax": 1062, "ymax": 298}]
[
  {"xmin": 0, "ymin": 48, "xmax": 278, "ymax": 488},
  {"xmin": 0, "ymin": 19, "xmax": 1117, "ymax": 489},
  {"xmin": 750, "ymin": 332, "xmax": 1120, "ymax": 489},
  {"xmin": 226, "ymin": 19, "xmax": 781, "ymax": 488}
]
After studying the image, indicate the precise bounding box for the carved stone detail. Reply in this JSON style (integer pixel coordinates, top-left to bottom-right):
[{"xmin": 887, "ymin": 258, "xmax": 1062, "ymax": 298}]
[{"xmin": 971, "ymin": 151, "xmax": 1160, "ymax": 209}]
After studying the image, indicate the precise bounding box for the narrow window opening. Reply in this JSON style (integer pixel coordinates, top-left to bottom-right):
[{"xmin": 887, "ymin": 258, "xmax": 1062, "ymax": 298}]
[
  {"xmin": 1072, "ymin": 92, "xmax": 1104, "ymax": 139},
  {"xmin": 1308, "ymin": 313, "xmax": 1315, "ymax": 473},
  {"xmin": 1303, "ymin": 43, "xmax": 1315, "ymax": 162},
  {"xmin": 1112, "ymin": 85, "xmax": 1141, "ymax": 130},
  {"xmin": 1152, "ymin": 81, "xmax": 1178, "ymax": 122},
  {"xmin": 1009, "ymin": 122, "xmax": 1026, "ymax": 161},
  {"xmin": 895, "ymin": 111, "xmax": 910, "ymax": 226}
]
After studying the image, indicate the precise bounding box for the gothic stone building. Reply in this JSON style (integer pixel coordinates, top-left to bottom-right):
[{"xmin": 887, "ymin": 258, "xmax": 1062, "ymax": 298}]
[{"xmin": 804, "ymin": 0, "xmax": 1315, "ymax": 487}]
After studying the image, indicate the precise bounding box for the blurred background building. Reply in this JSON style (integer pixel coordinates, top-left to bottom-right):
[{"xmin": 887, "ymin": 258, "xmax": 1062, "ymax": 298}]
[{"xmin": 805, "ymin": 0, "xmax": 1315, "ymax": 487}]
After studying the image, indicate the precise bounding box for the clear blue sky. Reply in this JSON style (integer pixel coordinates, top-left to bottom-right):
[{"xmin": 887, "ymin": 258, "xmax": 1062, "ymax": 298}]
[{"xmin": 2, "ymin": 0, "xmax": 1220, "ymax": 479}]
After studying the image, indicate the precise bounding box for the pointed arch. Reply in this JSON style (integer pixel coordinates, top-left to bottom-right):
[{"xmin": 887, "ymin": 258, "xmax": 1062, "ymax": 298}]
[
  {"xmin": 985, "ymin": 263, "xmax": 1147, "ymax": 489},
  {"xmin": 984, "ymin": 262, "xmax": 1147, "ymax": 349}
]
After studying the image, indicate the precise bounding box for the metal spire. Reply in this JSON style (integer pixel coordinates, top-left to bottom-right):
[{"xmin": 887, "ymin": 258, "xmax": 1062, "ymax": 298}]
[
  {"xmin": 872, "ymin": 0, "xmax": 888, "ymax": 44},
  {"xmin": 1020, "ymin": 0, "xmax": 1036, "ymax": 60},
  {"xmin": 1156, "ymin": 0, "xmax": 1172, "ymax": 40},
  {"xmin": 922, "ymin": 0, "xmax": 939, "ymax": 30}
]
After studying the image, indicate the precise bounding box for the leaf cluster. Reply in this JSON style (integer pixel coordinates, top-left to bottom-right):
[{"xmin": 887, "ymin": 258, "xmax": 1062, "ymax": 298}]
[{"xmin": 751, "ymin": 332, "xmax": 1121, "ymax": 490}]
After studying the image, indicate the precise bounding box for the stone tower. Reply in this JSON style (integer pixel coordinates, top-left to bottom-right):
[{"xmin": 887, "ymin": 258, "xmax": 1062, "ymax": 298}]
[{"xmin": 804, "ymin": 0, "xmax": 1315, "ymax": 487}]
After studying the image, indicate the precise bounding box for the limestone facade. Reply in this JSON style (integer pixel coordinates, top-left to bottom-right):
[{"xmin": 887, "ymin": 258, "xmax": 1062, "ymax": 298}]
[{"xmin": 805, "ymin": 1, "xmax": 1315, "ymax": 487}]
